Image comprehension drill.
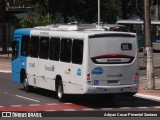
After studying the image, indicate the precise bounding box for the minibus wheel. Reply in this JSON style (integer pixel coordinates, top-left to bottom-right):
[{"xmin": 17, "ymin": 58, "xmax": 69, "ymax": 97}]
[{"xmin": 57, "ymin": 81, "xmax": 65, "ymax": 102}]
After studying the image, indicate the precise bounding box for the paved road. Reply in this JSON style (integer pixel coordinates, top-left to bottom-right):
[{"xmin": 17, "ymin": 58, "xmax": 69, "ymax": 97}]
[{"xmin": 1, "ymin": 72, "xmax": 160, "ymax": 113}]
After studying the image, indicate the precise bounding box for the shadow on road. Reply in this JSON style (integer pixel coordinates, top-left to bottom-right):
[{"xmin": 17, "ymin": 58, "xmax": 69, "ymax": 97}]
[{"xmin": 19, "ymin": 87, "xmax": 160, "ymax": 109}]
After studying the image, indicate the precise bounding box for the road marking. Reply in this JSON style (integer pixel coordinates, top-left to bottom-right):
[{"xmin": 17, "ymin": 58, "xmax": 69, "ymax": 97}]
[
  {"xmin": 29, "ymin": 104, "xmax": 40, "ymax": 106},
  {"xmin": 0, "ymin": 103, "xmax": 90, "ymax": 111},
  {"xmin": 101, "ymin": 108, "xmax": 113, "ymax": 110},
  {"xmin": 44, "ymin": 110, "xmax": 56, "ymax": 112},
  {"xmin": 82, "ymin": 108, "xmax": 94, "ymax": 111},
  {"xmin": 63, "ymin": 109, "xmax": 76, "ymax": 111},
  {"xmin": 0, "ymin": 70, "xmax": 12, "ymax": 73},
  {"xmin": 15, "ymin": 95, "xmax": 40, "ymax": 103},
  {"xmin": 47, "ymin": 103, "xmax": 58, "ymax": 105},
  {"xmin": 120, "ymin": 107, "xmax": 131, "ymax": 109},
  {"xmin": 135, "ymin": 93, "xmax": 160, "ymax": 102},
  {"xmin": 137, "ymin": 107, "xmax": 148, "ymax": 109},
  {"xmin": 64, "ymin": 103, "xmax": 72, "ymax": 104},
  {"xmin": 153, "ymin": 106, "xmax": 160, "ymax": 109},
  {"xmin": 11, "ymin": 105, "xmax": 22, "ymax": 107}
]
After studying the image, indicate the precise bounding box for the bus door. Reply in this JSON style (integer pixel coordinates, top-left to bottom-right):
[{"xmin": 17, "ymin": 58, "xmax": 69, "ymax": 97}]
[
  {"xmin": 89, "ymin": 34, "xmax": 138, "ymax": 89},
  {"xmin": 12, "ymin": 36, "xmax": 21, "ymax": 83},
  {"xmin": 60, "ymin": 38, "xmax": 72, "ymax": 84},
  {"xmin": 27, "ymin": 36, "xmax": 39, "ymax": 87},
  {"xmin": 70, "ymin": 40, "xmax": 84, "ymax": 93},
  {"xmin": 38, "ymin": 37, "xmax": 50, "ymax": 89}
]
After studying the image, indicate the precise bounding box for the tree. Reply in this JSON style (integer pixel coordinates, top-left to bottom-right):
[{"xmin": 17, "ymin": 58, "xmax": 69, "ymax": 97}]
[
  {"xmin": 20, "ymin": 0, "xmax": 52, "ymax": 28},
  {"xmin": 20, "ymin": 0, "xmax": 146, "ymax": 27},
  {"xmin": 120, "ymin": 0, "xmax": 144, "ymax": 19}
]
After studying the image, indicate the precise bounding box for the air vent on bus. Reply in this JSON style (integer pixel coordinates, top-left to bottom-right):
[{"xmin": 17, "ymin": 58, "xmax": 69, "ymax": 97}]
[{"xmin": 91, "ymin": 54, "xmax": 134, "ymax": 64}]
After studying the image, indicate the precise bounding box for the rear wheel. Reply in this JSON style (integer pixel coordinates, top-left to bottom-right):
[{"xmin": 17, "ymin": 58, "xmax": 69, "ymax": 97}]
[{"xmin": 57, "ymin": 81, "xmax": 66, "ymax": 102}]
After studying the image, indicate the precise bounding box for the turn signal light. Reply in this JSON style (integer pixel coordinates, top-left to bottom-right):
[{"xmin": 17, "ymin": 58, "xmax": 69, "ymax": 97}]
[
  {"xmin": 135, "ymin": 73, "xmax": 139, "ymax": 81},
  {"xmin": 87, "ymin": 74, "xmax": 91, "ymax": 81}
]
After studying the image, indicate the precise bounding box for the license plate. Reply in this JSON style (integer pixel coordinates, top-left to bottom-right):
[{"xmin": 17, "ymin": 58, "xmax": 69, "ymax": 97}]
[{"xmin": 107, "ymin": 80, "xmax": 119, "ymax": 84}]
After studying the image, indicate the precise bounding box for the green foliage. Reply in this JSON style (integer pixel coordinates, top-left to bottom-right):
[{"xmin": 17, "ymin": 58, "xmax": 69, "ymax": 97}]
[
  {"xmin": 19, "ymin": 0, "xmax": 144, "ymax": 27},
  {"xmin": 20, "ymin": 16, "xmax": 52, "ymax": 28},
  {"xmin": 19, "ymin": 1, "xmax": 52, "ymax": 28}
]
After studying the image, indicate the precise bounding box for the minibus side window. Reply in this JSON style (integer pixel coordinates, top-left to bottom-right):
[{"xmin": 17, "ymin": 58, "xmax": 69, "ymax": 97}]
[
  {"xmin": 39, "ymin": 37, "xmax": 49, "ymax": 59},
  {"xmin": 49, "ymin": 38, "xmax": 60, "ymax": 61},
  {"xmin": 12, "ymin": 41, "xmax": 19, "ymax": 60},
  {"xmin": 30, "ymin": 36, "xmax": 39, "ymax": 58},
  {"xmin": 21, "ymin": 36, "xmax": 30, "ymax": 56},
  {"xmin": 72, "ymin": 40, "xmax": 83, "ymax": 64},
  {"xmin": 60, "ymin": 38, "xmax": 72, "ymax": 62}
]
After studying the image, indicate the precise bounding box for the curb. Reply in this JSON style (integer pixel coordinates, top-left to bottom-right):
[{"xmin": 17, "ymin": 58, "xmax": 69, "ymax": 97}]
[
  {"xmin": 135, "ymin": 93, "xmax": 160, "ymax": 102},
  {"xmin": 0, "ymin": 55, "xmax": 11, "ymax": 59}
]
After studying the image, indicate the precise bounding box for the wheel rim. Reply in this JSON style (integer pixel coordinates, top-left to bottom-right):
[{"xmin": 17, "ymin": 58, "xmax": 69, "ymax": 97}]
[
  {"xmin": 24, "ymin": 78, "xmax": 28, "ymax": 89},
  {"xmin": 58, "ymin": 84, "xmax": 63, "ymax": 99}
]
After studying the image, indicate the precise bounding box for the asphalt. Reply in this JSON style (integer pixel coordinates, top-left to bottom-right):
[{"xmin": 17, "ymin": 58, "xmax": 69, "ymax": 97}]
[{"xmin": 1, "ymin": 53, "xmax": 160, "ymax": 102}]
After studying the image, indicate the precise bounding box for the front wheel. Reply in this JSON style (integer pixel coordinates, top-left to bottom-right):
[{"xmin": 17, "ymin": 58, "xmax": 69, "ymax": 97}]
[
  {"xmin": 23, "ymin": 77, "xmax": 32, "ymax": 92},
  {"xmin": 57, "ymin": 81, "xmax": 66, "ymax": 102}
]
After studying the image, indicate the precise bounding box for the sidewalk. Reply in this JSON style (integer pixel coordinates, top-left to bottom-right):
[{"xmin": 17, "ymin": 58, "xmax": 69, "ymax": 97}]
[
  {"xmin": 135, "ymin": 78, "xmax": 160, "ymax": 101},
  {"xmin": 0, "ymin": 54, "xmax": 11, "ymax": 59},
  {"xmin": 0, "ymin": 54, "xmax": 11, "ymax": 73}
]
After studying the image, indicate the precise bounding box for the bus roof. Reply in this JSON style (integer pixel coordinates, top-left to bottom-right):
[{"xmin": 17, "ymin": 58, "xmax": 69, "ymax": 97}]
[
  {"xmin": 117, "ymin": 20, "xmax": 160, "ymax": 25},
  {"xmin": 14, "ymin": 24, "xmax": 136, "ymax": 39}
]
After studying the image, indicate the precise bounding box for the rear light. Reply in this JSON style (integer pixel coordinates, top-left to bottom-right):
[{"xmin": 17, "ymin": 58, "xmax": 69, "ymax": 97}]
[
  {"xmin": 87, "ymin": 74, "xmax": 92, "ymax": 85},
  {"xmin": 135, "ymin": 73, "xmax": 139, "ymax": 83},
  {"xmin": 87, "ymin": 74, "xmax": 91, "ymax": 81}
]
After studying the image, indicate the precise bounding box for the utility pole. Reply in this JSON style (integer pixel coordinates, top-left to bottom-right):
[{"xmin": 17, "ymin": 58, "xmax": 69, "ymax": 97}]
[
  {"xmin": 156, "ymin": 0, "xmax": 159, "ymax": 20},
  {"xmin": 98, "ymin": 0, "xmax": 100, "ymax": 26},
  {"xmin": 144, "ymin": 0, "xmax": 155, "ymax": 90}
]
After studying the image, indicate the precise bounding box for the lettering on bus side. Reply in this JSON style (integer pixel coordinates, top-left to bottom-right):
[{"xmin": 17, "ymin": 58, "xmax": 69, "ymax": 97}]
[
  {"xmin": 45, "ymin": 65, "xmax": 55, "ymax": 72},
  {"xmin": 40, "ymin": 32, "xmax": 49, "ymax": 36},
  {"xmin": 29, "ymin": 63, "xmax": 35, "ymax": 68}
]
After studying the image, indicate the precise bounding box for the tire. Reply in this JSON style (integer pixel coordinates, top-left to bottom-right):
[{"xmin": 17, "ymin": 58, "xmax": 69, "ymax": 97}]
[
  {"xmin": 56, "ymin": 81, "xmax": 65, "ymax": 102},
  {"xmin": 23, "ymin": 75, "xmax": 32, "ymax": 92}
]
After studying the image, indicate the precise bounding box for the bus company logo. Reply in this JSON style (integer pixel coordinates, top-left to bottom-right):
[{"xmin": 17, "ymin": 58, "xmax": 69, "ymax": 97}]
[
  {"xmin": 22, "ymin": 61, "xmax": 25, "ymax": 67},
  {"xmin": 92, "ymin": 67, "xmax": 104, "ymax": 74},
  {"xmin": 77, "ymin": 68, "xmax": 82, "ymax": 76},
  {"xmin": 45, "ymin": 65, "xmax": 55, "ymax": 72}
]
